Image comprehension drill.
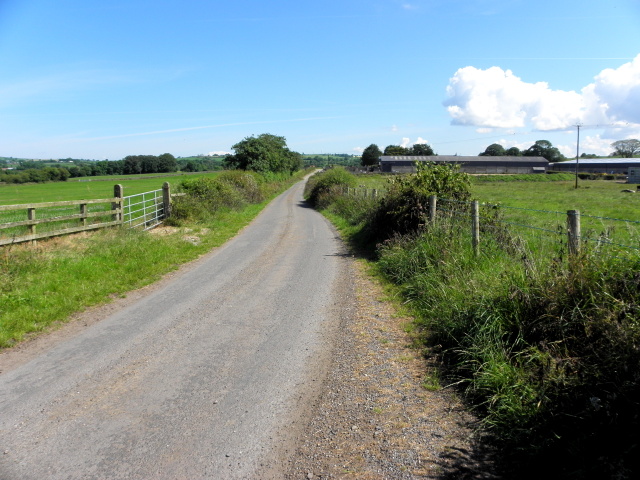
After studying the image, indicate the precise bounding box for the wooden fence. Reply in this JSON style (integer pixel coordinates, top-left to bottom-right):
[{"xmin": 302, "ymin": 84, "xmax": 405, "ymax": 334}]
[{"xmin": 0, "ymin": 183, "xmax": 173, "ymax": 246}]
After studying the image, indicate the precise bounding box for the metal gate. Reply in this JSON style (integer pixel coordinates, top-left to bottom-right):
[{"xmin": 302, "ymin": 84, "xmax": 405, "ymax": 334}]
[{"xmin": 122, "ymin": 189, "xmax": 165, "ymax": 230}]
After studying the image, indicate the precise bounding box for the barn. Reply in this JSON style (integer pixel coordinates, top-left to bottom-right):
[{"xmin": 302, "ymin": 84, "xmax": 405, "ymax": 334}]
[
  {"xmin": 549, "ymin": 159, "xmax": 640, "ymax": 176},
  {"xmin": 379, "ymin": 156, "xmax": 549, "ymax": 174}
]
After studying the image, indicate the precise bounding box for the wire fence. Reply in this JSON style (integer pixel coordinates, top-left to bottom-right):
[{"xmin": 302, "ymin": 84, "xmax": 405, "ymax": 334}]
[{"xmin": 342, "ymin": 187, "xmax": 640, "ymax": 261}]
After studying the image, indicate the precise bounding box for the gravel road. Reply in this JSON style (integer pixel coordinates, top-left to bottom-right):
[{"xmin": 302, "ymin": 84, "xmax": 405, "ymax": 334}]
[{"xmin": 0, "ymin": 180, "xmax": 353, "ymax": 480}]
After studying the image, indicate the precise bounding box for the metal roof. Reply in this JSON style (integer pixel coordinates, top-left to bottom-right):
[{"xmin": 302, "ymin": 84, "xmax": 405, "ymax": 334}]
[
  {"xmin": 551, "ymin": 159, "xmax": 640, "ymax": 165},
  {"xmin": 380, "ymin": 155, "xmax": 548, "ymax": 164}
]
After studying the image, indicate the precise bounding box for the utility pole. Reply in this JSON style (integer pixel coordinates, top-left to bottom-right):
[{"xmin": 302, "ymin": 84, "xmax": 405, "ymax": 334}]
[{"xmin": 574, "ymin": 124, "xmax": 581, "ymax": 189}]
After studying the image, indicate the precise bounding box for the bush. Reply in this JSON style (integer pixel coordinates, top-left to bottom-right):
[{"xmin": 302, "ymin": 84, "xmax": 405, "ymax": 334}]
[
  {"xmin": 169, "ymin": 177, "xmax": 245, "ymax": 223},
  {"xmin": 366, "ymin": 162, "xmax": 471, "ymax": 243},
  {"xmin": 216, "ymin": 170, "xmax": 266, "ymax": 203},
  {"xmin": 304, "ymin": 167, "xmax": 357, "ymax": 208}
]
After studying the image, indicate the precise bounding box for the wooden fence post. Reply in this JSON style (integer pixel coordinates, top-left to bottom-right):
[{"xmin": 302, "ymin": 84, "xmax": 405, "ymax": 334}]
[
  {"xmin": 113, "ymin": 184, "xmax": 123, "ymax": 224},
  {"xmin": 472, "ymin": 200, "xmax": 480, "ymax": 256},
  {"xmin": 567, "ymin": 210, "xmax": 581, "ymax": 256},
  {"xmin": 80, "ymin": 203, "xmax": 88, "ymax": 226},
  {"xmin": 162, "ymin": 182, "xmax": 171, "ymax": 219},
  {"xmin": 28, "ymin": 207, "xmax": 36, "ymax": 242},
  {"xmin": 428, "ymin": 195, "xmax": 437, "ymax": 223}
]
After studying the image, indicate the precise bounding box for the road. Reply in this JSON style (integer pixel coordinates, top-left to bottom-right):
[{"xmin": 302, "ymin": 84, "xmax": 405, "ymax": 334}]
[{"xmin": 0, "ymin": 178, "xmax": 352, "ymax": 479}]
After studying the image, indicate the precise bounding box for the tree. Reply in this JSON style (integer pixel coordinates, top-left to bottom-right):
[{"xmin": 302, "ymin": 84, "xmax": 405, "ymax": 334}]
[
  {"xmin": 157, "ymin": 153, "xmax": 178, "ymax": 172},
  {"xmin": 383, "ymin": 145, "xmax": 410, "ymax": 156},
  {"xmin": 505, "ymin": 147, "xmax": 521, "ymax": 156},
  {"xmin": 409, "ymin": 143, "xmax": 435, "ymax": 156},
  {"xmin": 224, "ymin": 133, "xmax": 302, "ymax": 174},
  {"xmin": 523, "ymin": 140, "xmax": 564, "ymax": 162},
  {"xmin": 611, "ymin": 139, "xmax": 640, "ymax": 158},
  {"xmin": 480, "ymin": 143, "xmax": 506, "ymax": 156},
  {"xmin": 361, "ymin": 144, "xmax": 382, "ymax": 166}
]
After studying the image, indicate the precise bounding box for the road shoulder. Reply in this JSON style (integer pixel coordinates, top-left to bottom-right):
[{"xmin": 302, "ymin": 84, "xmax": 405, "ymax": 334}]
[{"xmin": 285, "ymin": 259, "xmax": 498, "ymax": 479}]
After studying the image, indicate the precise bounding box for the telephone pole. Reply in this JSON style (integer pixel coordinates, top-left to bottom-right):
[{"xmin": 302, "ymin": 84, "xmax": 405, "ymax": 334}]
[{"xmin": 574, "ymin": 124, "xmax": 581, "ymax": 189}]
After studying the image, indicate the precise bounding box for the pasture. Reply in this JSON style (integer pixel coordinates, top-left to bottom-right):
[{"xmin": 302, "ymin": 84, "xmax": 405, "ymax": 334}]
[{"xmin": 0, "ymin": 171, "xmax": 221, "ymax": 205}]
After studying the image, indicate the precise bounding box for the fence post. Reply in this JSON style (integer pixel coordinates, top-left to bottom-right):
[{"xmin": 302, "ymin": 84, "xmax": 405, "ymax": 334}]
[
  {"xmin": 113, "ymin": 184, "xmax": 123, "ymax": 224},
  {"xmin": 28, "ymin": 207, "xmax": 36, "ymax": 242},
  {"xmin": 162, "ymin": 182, "xmax": 171, "ymax": 219},
  {"xmin": 80, "ymin": 203, "xmax": 87, "ymax": 226},
  {"xmin": 428, "ymin": 195, "xmax": 437, "ymax": 223},
  {"xmin": 472, "ymin": 200, "xmax": 480, "ymax": 256},
  {"xmin": 567, "ymin": 209, "xmax": 581, "ymax": 256}
]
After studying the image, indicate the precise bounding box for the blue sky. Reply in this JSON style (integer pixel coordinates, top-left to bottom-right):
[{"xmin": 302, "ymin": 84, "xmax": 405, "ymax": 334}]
[{"xmin": 1, "ymin": 0, "xmax": 639, "ymax": 160}]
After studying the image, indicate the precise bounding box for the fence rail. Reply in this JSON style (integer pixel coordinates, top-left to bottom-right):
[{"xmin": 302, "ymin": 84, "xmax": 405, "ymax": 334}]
[{"xmin": 0, "ymin": 182, "xmax": 173, "ymax": 246}]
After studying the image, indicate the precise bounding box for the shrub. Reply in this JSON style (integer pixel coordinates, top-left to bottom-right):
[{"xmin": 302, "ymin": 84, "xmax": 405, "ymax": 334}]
[
  {"xmin": 304, "ymin": 167, "xmax": 357, "ymax": 208},
  {"xmin": 216, "ymin": 170, "xmax": 265, "ymax": 203},
  {"xmin": 366, "ymin": 161, "xmax": 471, "ymax": 243}
]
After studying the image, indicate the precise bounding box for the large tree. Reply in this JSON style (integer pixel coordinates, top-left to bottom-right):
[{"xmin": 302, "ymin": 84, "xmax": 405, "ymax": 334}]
[
  {"xmin": 383, "ymin": 145, "xmax": 410, "ymax": 156},
  {"xmin": 409, "ymin": 143, "xmax": 435, "ymax": 156},
  {"xmin": 224, "ymin": 133, "xmax": 302, "ymax": 174},
  {"xmin": 480, "ymin": 143, "xmax": 506, "ymax": 156},
  {"xmin": 361, "ymin": 144, "xmax": 382, "ymax": 166},
  {"xmin": 523, "ymin": 140, "xmax": 564, "ymax": 162},
  {"xmin": 505, "ymin": 146, "xmax": 522, "ymax": 156},
  {"xmin": 611, "ymin": 139, "xmax": 640, "ymax": 158}
]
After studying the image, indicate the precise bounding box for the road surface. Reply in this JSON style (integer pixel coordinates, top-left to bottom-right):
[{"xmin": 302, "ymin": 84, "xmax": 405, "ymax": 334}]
[{"xmin": 0, "ymin": 178, "xmax": 352, "ymax": 479}]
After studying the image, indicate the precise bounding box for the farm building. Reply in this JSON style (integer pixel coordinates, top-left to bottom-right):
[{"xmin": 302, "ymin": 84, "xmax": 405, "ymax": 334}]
[
  {"xmin": 549, "ymin": 158, "xmax": 640, "ymax": 176},
  {"xmin": 379, "ymin": 156, "xmax": 549, "ymax": 174}
]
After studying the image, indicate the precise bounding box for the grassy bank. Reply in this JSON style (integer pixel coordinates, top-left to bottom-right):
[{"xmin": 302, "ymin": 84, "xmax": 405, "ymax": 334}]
[
  {"xmin": 306, "ymin": 167, "xmax": 640, "ymax": 479},
  {"xmin": 0, "ymin": 170, "xmax": 309, "ymax": 348}
]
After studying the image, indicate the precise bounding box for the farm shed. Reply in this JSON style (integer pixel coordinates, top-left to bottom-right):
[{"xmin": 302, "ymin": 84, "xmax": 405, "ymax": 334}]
[
  {"xmin": 379, "ymin": 156, "xmax": 549, "ymax": 174},
  {"xmin": 549, "ymin": 159, "xmax": 640, "ymax": 176}
]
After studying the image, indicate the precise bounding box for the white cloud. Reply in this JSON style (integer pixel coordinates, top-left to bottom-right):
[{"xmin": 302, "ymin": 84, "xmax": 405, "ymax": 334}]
[
  {"xmin": 401, "ymin": 137, "xmax": 411, "ymax": 148},
  {"xmin": 580, "ymin": 134, "xmax": 616, "ymax": 156},
  {"xmin": 352, "ymin": 146, "xmax": 364, "ymax": 153},
  {"xmin": 208, "ymin": 151, "xmax": 230, "ymax": 156},
  {"xmin": 391, "ymin": 125, "xmax": 399, "ymax": 132},
  {"xmin": 444, "ymin": 55, "xmax": 640, "ymax": 131},
  {"xmin": 414, "ymin": 136, "xmax": 429, "ymax": 144}
]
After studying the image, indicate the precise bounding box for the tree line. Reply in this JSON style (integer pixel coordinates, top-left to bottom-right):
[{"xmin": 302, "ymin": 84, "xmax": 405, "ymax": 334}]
[
  {"xmin": 1, "ymin": 133, "xmax": 303, "ymax": 185},
  {"xmin": 358, "ymin": 137, "xmax": 640, "ymax": 168}
]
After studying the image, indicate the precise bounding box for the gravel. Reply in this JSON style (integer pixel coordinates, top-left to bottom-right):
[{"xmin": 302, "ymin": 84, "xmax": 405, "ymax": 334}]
[{"xmin": 285, "ymin": 259, "xmax": 500, "ymax": 479}]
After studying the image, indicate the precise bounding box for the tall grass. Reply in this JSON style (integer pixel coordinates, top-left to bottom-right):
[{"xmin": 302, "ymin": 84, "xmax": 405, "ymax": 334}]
[{"xmin": 309, "ymin": 167, "xmax": 640, "ymax": 479}]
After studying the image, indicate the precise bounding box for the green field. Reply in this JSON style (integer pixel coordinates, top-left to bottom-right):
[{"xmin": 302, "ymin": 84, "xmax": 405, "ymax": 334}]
[
  {"xmin": 348, "ymin": 172, "xmax": 640, "ymax": 257},
  {"xmin": 471, "ymin": 178, "xmax": 639, "ymax": 220},
  {"xmin": 0, "ymin": 171, "xmax": 221, "ymax": 205}
]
